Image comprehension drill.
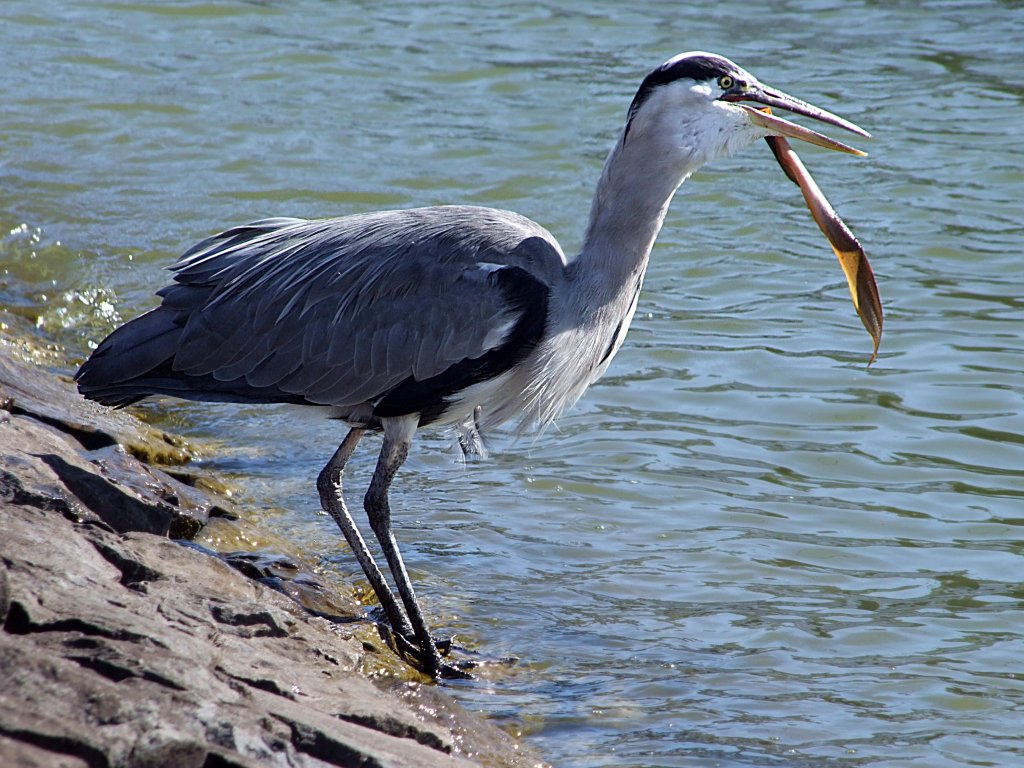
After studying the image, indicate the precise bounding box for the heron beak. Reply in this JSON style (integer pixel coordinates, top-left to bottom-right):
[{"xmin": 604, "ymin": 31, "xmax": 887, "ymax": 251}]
[{"xmin": 725, "ymin": 84, "xmax": 870, "ymax": 156}]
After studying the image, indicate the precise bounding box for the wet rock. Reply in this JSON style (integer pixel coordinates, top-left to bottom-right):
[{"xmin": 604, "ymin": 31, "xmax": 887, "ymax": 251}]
[
  {"xmin": 0, "ymin": 350, "xmax": 191, "ymax": 465},
  {"xmin": 1, "ymin": 408, "xmax": 209, "ymax": 537},
  {"xmin": 1, "ymin": 351, "xmax": 215, "ymax": 536},
  {"xmin": 0, "ymin": 347, "xmax": 545, "ymax": 768},
  {"xmin": 216, "ymin": 549, "xmax": 365, "ymax": 620},
  {"xmin": 0, "ymin": 504, "xmax": 478, "ymax": 767}
]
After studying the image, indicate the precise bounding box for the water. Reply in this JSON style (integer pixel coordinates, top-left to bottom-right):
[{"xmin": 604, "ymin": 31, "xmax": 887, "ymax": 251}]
[{"xmin": 4, "ymin": 2, "xmax": 1024, "ymax": 766}]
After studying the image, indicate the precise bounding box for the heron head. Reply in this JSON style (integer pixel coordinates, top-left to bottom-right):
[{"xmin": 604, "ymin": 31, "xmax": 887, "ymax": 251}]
[{"xmin": 623, "ymin": 52, "xmax": 869, "ymax": 165}]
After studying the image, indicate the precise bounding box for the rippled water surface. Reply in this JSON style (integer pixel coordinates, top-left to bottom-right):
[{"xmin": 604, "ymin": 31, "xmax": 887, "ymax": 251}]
[{"xmin": 4, "ymin": 2, "xmax": 1024, "ymax": 766}]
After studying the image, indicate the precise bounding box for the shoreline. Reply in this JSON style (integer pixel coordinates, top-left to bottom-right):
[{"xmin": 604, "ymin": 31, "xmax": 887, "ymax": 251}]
[{"xmin": 0, "ymin": 346, "xmax": 545, "ymax": 768}]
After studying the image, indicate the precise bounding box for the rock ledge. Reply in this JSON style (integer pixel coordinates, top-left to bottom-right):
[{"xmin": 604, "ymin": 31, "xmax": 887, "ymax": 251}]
[{"xmin": 0, "ymin": 349, "xmax": 542, "ymax": 768}]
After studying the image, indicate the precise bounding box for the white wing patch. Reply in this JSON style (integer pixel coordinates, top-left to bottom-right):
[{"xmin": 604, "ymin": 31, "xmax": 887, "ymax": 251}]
[{"xmin": 481, "ymin": 317, "xmax": 517, "ymax": 351}]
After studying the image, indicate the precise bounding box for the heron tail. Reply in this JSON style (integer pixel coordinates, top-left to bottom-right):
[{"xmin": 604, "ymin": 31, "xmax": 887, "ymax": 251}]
[{"xmin": 75, "ymin": 308, "xmax": 183, "ymax": 407}]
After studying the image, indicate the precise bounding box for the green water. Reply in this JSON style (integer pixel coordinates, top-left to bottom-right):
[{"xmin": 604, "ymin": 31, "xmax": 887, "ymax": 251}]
[{"xmin": 3, "ymin": 2, "xmax": 1023, "ymax": 766}]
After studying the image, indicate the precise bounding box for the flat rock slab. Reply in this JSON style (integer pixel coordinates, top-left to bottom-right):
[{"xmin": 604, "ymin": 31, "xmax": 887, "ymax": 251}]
[
  {"xmin": 0, "ymin": 347, "xmax": 544, "ymax": 768},
  {"xmin": 1, "ymin": 351, "xmax": 216, "ymax": 537}
]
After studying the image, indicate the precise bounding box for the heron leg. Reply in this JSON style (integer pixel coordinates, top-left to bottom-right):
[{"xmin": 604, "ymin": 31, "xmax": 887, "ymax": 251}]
[
  {"xmin": 365, "ymin": 417, "xmax": 472, "ymax": 680},
  {"xmin": 316, "ymin": 427, "xmax": 414, "ymax": 640},
  {"xmin": 456, "ymin": 405, "xmax": 488, "ymax": 459}
]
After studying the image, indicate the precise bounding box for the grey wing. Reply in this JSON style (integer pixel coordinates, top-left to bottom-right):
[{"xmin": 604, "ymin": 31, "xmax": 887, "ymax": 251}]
[{"xmin": 96, "ymin": 205, "xmax": 566, "ymax": 414}]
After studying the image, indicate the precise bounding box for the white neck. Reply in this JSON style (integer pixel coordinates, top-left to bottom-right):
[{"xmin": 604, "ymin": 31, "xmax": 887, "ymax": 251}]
[
  {"xmin": 569, "ymin": 123, "xmax": 701, "ymax": 304},
  {"xmin": 514, "ymin": 87, "xmax": 757, "ymax": 430},
  {"xmin": 570, "ymin": 86, "xmax": 758, "ymax": 302}
]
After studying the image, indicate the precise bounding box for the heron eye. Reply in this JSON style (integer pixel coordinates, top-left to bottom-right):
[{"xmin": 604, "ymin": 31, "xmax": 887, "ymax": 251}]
[{"xmin": 718, "ymin": 75, "xmax": 735, "ymax": 90}]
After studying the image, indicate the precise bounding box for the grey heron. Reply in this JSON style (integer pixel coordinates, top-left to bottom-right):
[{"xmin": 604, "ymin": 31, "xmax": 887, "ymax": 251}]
[{"xmin": 76, "ymin": 52, "xmax": 873, "ymax": 679}]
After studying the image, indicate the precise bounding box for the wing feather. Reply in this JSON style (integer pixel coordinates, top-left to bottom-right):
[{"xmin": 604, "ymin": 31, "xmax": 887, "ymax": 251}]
[{"xmin": 159, "ymin": 205, "xmax": 565, "ymax": 408}]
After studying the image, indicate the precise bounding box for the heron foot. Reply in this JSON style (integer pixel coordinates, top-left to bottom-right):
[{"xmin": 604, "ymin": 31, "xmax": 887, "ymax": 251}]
[
  {"xmin": 434, "ymin": 657, "xmax": 478, "ymax": 681},
  {"xmin": 432, "ymin": 636, "xmax": 519, "ymax": 671},
  {"xmin": 396, "ymin": 631, "xmax": 518, "ymax": 679},
  {"xmin": 380, "ymin": 625, "xmax": 476, "ymax": 680}
]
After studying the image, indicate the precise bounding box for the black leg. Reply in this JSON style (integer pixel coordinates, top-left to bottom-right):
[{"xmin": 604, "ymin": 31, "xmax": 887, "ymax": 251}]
[
  {"xmin": 364, "ymin": 419, "xmax": 473, "ymax": 680},
  {"xmin": 316, "ymin": 428, "xmax": 414, "ymax": 640}
]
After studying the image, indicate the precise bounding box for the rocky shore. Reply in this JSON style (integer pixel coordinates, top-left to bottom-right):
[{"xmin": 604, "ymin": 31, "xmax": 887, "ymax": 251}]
[{"xmin": 0, "ymin": 348, "xmax": 543, "ymax": 768}]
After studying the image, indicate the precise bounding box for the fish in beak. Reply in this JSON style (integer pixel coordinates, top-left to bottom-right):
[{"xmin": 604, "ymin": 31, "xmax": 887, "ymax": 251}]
[
  {"xmin": 766, "ymin": 129, "xmax": 883, "ymax": 364},
  {"xmin": 721, "ymin": 80, "xmax": 881, "ymax": 363}
]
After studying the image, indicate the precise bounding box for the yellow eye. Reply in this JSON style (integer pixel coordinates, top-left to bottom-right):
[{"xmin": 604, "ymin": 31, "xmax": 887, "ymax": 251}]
[{"xmin": 718, "ymin": 75, "xmax": 735, "ymax": 90}]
